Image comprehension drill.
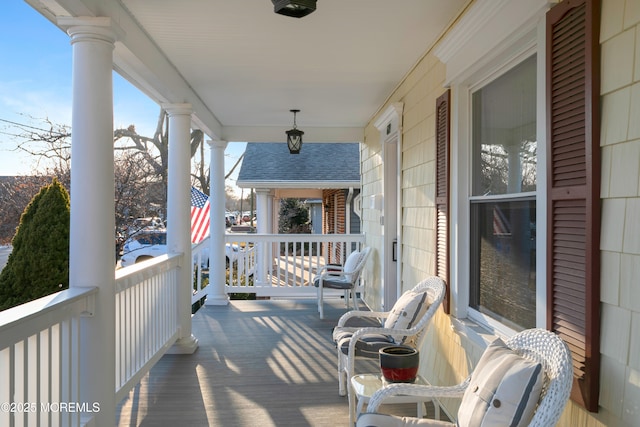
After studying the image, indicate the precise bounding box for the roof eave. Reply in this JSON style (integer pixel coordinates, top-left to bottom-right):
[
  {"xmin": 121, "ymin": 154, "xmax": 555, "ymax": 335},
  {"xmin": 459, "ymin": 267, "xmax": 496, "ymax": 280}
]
[{"xmin": 236, "ymin": 180, "xmax": 360, "ymax": 189}]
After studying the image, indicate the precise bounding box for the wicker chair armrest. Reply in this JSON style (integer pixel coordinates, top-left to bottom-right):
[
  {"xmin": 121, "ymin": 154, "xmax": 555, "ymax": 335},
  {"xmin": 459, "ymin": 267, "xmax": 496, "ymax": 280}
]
[
  {"xmin": 316, "ymin": 264, "xmax": 345, "ymax": 275},
  {"xmin": 349, "ymin": 323, "xmax": 425, "ymax": 343},
  {"xmin": 367, "ymin": 378, "xmax": 470, "ymax": 413},
  {"xmin": 336, "ymin": 310, "xmax": 389, "ymax": 327},
  {"xmin": 316, "ymin": 266, "xmax": 347, "ymax": 282},
  {"xmin": 350, "ymin": 326, "xmax": 407, "ymax": 341}
]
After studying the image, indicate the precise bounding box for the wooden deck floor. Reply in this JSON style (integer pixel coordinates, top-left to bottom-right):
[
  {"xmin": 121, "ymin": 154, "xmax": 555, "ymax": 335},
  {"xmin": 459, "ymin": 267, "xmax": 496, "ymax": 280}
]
[{"xmin": 116, "ymin": 298, "xmax": 437, "ymax": 427}]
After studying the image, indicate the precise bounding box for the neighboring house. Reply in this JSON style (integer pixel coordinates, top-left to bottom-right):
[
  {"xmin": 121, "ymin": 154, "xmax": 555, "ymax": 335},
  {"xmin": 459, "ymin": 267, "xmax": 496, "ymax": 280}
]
[
  {"xmin": 305, "ymin": 198, "xmax": 323, "ymax": 234},
  {"xmin": 236, "ymin": 142, "xmax": 361, "ymax": 237}
]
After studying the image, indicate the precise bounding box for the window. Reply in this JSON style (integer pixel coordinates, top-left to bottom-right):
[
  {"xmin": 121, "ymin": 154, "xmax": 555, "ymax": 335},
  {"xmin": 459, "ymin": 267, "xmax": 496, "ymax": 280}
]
[
  {"xmin": 434, "ymin": 0, "xmax": 600, "ymax": 411},
  {"xmin": 469, "ymin": 55, "xmax": 537, "ymax": 331}
]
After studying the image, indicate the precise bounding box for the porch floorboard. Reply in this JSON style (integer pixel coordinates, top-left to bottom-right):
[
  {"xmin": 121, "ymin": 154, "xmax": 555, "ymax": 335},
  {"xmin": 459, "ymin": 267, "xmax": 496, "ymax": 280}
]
[{"xmin": 116, "ymin": 298, "xmax": 439, "ymax": 426}]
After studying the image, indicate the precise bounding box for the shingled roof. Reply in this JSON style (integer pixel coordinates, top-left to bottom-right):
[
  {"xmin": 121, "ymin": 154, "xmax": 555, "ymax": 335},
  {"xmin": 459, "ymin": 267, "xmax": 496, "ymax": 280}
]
[{"xmin": 236, "ymin": 142, "xmax": 360, "ymax": 189}]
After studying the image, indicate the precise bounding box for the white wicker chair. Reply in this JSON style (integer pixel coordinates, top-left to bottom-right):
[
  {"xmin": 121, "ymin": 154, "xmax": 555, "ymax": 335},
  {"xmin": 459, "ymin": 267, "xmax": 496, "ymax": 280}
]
[
  {"xmin": 313, "ymin": 246, "xmax": 371, "ymax": 319},
  {"xmin": 357, "ymin": 328, "xmax": 573, "ymax": 427},
  {"xmin": 333, "ymin": 277, "xmax": 445, "ymax": 399}
]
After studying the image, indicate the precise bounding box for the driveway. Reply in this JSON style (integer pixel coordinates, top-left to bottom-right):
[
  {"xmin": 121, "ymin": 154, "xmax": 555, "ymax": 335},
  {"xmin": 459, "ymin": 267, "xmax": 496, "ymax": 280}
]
[{"xmin": 0, "ymin": 246, "xmax": 11, "ymax": 271}]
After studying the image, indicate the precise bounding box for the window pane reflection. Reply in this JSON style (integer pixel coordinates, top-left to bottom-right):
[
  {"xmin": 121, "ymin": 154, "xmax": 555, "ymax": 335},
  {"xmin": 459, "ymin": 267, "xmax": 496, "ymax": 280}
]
[
  {"xmin": 471, "ymin": 55, "xmax": 537, "ymax": 196},
  {"xmin": 470, "ymin": 200, "xmax": 536, "ymax": 330}
]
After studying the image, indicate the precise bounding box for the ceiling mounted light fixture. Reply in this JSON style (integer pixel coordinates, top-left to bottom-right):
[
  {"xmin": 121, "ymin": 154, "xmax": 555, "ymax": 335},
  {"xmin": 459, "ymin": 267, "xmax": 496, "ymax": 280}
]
[
  {"xmin": 272, "ymin": 0, "xmax": 317, "ymax": 18},
  {"xmin": 286, "ymin": 109, "xmax": 304, "ymax": 154}
]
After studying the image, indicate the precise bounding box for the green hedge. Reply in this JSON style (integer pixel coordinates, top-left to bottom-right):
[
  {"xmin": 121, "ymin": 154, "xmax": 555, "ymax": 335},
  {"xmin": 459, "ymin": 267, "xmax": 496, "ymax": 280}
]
[{"xmin": 0, "ymin": 179, "xmax": 70, "ymax": 311}]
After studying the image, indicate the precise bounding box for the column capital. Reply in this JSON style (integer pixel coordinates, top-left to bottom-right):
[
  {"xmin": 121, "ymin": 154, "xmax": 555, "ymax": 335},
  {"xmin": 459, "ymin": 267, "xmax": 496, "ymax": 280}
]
[
  {"xmin": 207, "ymin": 139, "xmax": 228, "ymax": 150},
  {"xmin": 162, "ymin": 103, "xmax": 193, "ymax": 117},
  {"xmin": 57, "ymin": 16, "xmax": 120, "ymax": 44}
]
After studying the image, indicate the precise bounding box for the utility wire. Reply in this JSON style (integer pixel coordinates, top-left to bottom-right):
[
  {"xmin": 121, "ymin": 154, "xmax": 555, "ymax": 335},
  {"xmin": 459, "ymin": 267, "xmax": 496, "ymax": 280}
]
[{"xmin": 0, "ymin": 117, "xmax": 69, "ymax": 137}]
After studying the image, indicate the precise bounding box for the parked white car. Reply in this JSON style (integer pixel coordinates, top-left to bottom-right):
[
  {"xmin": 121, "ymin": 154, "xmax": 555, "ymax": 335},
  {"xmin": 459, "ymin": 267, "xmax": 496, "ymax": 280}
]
[{"xmin": 119, "ymin": 230, "xmax": 239, "ymax": 268}]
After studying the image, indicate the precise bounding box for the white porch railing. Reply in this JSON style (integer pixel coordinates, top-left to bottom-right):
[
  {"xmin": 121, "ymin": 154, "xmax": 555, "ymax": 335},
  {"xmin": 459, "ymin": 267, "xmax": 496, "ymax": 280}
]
[
  {"xmin": 224, "ymin": 233, "xmax": 365, "ymax": 297},
  {"xmin": 192, "ymin": 233, "xmax": 365, "ymax": 299},
  {"xmin": 0, "ymin": 233, "xmax": 365, "ymax": 425},
  {"xmin": 0, "ymin": 287, "xmax": 97, "ymax": 427},
  {"xmin": 191, "ymin": 240, "xmax": 209, "ymax": 305},
  {"xmin": 0, "ymin": 253, "xmax": 182, "ymax": 427},
  {"xmin": 114, "ymin": 253, "xmax": 181, "ymax": 403}
]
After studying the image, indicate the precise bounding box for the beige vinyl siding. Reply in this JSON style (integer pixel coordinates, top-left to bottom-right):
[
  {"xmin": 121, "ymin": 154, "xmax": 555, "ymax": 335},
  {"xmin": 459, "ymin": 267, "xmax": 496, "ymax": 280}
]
[
  {"xmin": 358, "ymin": 0, "xmax": 640, "ymax": 424},
  {"xmin": 592, "ymin": 0, "xmax": 640, "ymax": 425}
]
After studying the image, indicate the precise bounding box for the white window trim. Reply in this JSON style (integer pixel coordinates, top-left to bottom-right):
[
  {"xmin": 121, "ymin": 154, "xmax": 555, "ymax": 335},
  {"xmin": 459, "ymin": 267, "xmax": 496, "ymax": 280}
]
[
  {"xmin": 434, "ymin": 0, "xmax": 555, "ymax": 86},
  {"xmin": 436, "ymin": 1, "xmax": 550, "ymax": 335},
  {"xmin": 374, "ymin": 102, "xmax": 403, "ymax": 308}
]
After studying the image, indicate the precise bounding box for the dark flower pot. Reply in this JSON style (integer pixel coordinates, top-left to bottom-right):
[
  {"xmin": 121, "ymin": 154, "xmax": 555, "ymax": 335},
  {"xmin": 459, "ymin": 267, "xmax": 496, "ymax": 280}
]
[{"xmin": 379, "ymin": 346, "xmax": 419, "ymax": 383}]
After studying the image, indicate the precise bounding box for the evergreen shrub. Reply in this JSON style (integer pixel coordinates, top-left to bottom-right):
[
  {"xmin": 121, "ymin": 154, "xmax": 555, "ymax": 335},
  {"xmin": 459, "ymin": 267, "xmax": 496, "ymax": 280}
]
[{"xmin": 0, "ymin": 178, "xmax": 70, "ymax": 311}]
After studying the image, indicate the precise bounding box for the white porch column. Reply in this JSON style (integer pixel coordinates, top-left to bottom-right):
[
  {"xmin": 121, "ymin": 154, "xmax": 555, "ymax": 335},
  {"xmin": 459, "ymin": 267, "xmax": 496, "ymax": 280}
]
[
  {"xmin": 273, "ymin": 196, "xmax": 281, "ymax": 233},
  {"xmin": 206, "ymin": 140, "xmax": 230, "ymax": 305},
  {"xmin": 255, "ymin": 189, "xmax": 270, "ymax": 286},
  {"xmin": 164, "ymin": 103, "xmax": 199, "ymax": 354},
  {"xmin": 63, "ymin": 17, "xmax": 116, "ymax": 426},
  {"xmin": 267, "ymin": 191, "xmax": 275, "ymax": 233}
]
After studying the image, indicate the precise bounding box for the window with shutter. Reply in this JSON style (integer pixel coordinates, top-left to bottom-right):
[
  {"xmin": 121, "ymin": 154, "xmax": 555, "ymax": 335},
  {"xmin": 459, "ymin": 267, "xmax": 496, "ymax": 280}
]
[
  {"xmin": 546, "ymin": 0, "xmax": 600, "ymax": 412},
  {"xmin": 468, "ymin": 55, "xmax": 538, "ymax": 332},
  {"xmin": 435, "ymin": 90, "xmax": 450, "ymax": 314},
  {"xmin": 433, "ymin": 0, "xmax": 601, "ymax": 411}
]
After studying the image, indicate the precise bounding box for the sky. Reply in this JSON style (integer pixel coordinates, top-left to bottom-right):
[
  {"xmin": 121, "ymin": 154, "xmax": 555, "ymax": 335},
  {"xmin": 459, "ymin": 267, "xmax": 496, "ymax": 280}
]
[{"xmin": 0, "ymin": 1, "xmax": 246, "ymax": 190}]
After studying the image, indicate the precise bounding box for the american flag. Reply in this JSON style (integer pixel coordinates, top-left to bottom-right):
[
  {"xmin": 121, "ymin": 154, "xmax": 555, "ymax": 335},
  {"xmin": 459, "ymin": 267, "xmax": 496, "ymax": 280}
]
[
  {"xmin": 493, "ymin": 205, "xmax": 511, "ymax": 236},
  {"xmin": 191, "ymin": 186, "xmax": 210, "ymax": 243}
]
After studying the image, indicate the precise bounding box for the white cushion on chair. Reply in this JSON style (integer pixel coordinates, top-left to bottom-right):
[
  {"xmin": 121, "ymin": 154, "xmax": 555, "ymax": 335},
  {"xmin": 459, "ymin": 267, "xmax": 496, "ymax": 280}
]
[
  {"xmin": 333, "ymin": 329, "xmax": 395, "ymax": 358},
  {"xmin": 457, "ymin": 338, "xmax": 544, "ymax": 427},
  {"xmin": 385, "ymin": 290, "xmax": 429, "ymax": 345},
  {"xmin": 342, "ymin": 250, "xmax": 362, "ymax": 282},
  {"xmin": 313, "ymin": 250, "xmax": 361, "ymax": 288}
]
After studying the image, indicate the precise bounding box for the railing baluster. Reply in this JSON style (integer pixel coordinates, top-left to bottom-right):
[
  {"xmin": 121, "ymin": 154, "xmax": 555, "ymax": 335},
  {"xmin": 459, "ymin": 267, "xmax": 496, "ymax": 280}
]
[
  {"xmin": 52, "ymin": 324, "xmax": 60, "ymax": 427},
  {"xmin": 276, "ymin": 243, "xmax": 281, "ymax": 288},
  {"xmin": 73, "ymin": 317, "xmax": 80, "ymax": 427},
  {"xmin": 18, "ymin": 339, "xmax": 25, "ymax": 427},
  {"xmin": 61, "ymin": 319, "xmax": 70, "ymax": 427},
  {"xmin": 28, "ymin": 333, "xmax": 38, "ymax": 426},
  {"xmin": 10, "ymin": 345, "xmax": 15, "ymax": 427}
]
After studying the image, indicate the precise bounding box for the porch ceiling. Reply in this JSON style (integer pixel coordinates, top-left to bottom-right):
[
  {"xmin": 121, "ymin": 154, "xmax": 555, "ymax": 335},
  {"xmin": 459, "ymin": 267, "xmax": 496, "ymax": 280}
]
[{"xmin": 29, "ymin": 0, "xmax": 467, "ymax": 143}]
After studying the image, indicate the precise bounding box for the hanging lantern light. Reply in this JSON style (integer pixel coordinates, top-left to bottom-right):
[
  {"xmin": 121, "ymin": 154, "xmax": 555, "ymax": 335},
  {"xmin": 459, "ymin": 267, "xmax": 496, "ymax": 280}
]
[
  {"xmin": 286, "ymin": 109, "xmax": 304, "ymax": 154},
  {"xmin": 272, "ymin": 0, "xmax": 317, "ymax": 18}
]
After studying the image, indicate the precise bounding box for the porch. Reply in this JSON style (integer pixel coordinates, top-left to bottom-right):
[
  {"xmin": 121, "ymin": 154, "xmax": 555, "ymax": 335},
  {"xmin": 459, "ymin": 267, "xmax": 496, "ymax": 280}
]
[
  {"xmin": 116, "ymin": 299, "xmax": 356, "ymax": 426},
  {"xmin": 115, "ymin": 299, "xmax": 429, "ymax": 427},
  {"xmin": 0, "ymin": 287, "xmax": 432, "ymax": 427},
  {"xmin": 1, "ymin": 234, "xmax": 419, "ymax": 427}
]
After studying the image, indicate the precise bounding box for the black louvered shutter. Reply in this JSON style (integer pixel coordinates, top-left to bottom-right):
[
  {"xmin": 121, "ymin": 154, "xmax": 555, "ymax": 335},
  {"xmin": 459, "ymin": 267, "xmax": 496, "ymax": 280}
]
[
  {"xmin": 435, "ymin": 90, "xmax": 450, "ymax": 314},
  {"xmin": 546, "ymin": 0, "xmax": 600, "ymax": 412}
]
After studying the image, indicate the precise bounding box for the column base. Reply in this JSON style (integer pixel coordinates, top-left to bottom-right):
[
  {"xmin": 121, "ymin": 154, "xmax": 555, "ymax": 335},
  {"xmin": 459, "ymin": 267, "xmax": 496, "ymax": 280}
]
[
  {"xmin": 205, "ymin": 294, "xmax": 230, "ymax": 306},
  {"xmin": 167, "ymin": 334, "xmax": 199, "ymax": 354}
]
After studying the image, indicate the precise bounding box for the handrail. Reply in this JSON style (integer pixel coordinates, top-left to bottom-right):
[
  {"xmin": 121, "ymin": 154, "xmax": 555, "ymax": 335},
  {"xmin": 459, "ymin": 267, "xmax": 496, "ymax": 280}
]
[
  {"xmin": 0, "ymin": 287, "xmax": 98, "ymax": 347},
  {"xmin": 225, "ymin": 233, "xmax": 366, "ymax": 243},
  {"xmin": 115, "ymin": 252, "xmax": 182, "ymax": 292}
]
